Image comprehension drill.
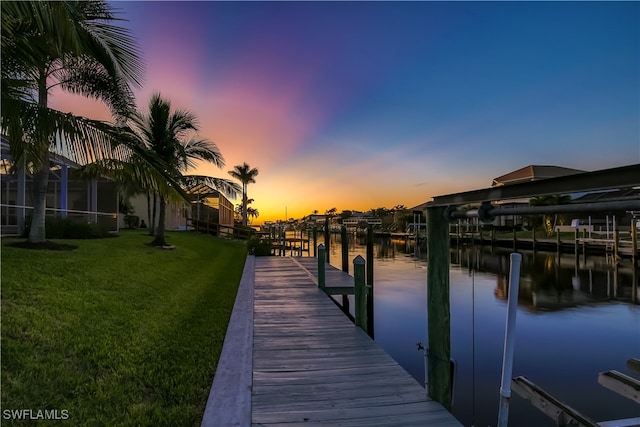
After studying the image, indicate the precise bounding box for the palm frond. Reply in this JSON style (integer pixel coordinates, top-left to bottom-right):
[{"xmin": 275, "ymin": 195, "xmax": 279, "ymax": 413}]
[
  {"xmin": 2, "ymin": 99, "xmax": 129, "ymax": 170},
  {"xmin": 179, "ymin": 137, "xmax": 225, "ymax": 171},
  {"xmin": 183, "ymin": 175, "xmax": 241, "ymax": 199},
  {"xmin": 53, "ymin": 57, "xmax": 136, "ymax": 117}
]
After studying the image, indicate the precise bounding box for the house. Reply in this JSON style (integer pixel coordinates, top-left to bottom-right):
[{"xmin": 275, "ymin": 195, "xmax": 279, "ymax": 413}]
[
  {"xmin": 491, "ymin": 165, "xmax": 586, "ymax": 228},
  {"xmin": 127, "ymin": 183, "xmax": 235, "ymax": 234},
  {"xmin": 0, "ymin": 138, "xmax": 118, "ymax": 236}
]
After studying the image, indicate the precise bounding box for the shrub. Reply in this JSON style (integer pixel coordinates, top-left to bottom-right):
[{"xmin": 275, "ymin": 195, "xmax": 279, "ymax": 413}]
[
  {"xmin": 124, "ymin": 214, "xmax": 140, "ymax": 228},
  {"xmin": 247, "ymin": 236, "xmax": 272, "ymax": 256},
  {"xmin": 22, "ymin": 216, "xmax": 113, "ymax": 239}
]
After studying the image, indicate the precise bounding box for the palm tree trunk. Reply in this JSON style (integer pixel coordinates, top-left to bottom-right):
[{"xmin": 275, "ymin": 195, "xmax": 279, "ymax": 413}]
[
  {"xmin": 28, "ymin": 73, "xmax": 50, "ymax": 243},
  {"xmin": 150, "ymin": 196, "xmax": 167, "ymax": 246},
  {"xmin": 28, "ymin": 149, "xmax": 50, "ymax": 243},
  {"xmin": 150, "ymin": 193, "xmax": 157, "ymax": 236},
  {"xmin": 146, "ymin": 192, "xmax": 152, "ymax": 232},
  {"xmin": 242, "ymin": 184, "xmax": 248, "ymax": 226}
]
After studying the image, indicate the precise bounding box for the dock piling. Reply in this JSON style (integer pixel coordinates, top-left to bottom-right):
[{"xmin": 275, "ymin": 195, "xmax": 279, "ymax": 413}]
[
  {"xmin": 354, "ymin": 255, "xmax": 367, "ymax": 333},
  {"xmin": 426, "ymin": 206, "xmax": 452, "ymax": 409},
  {"xmin": 318, "ymin": 244, "xmax": 326, "ymax": 290},
  {"xmin": 341, "ymin": 225, "xmax": 349, "ymax": 273}
]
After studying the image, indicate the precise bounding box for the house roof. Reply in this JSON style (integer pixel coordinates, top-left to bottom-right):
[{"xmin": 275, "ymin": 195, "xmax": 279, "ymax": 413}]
[{"xmin": 492, "ymin": 165, "xmax": 586, "ymax": 187}]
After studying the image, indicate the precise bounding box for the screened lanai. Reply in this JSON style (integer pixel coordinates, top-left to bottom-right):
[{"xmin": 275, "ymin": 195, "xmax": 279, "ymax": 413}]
[{"xmin": 0, "ymin": 139, "xmax": 118, "ymax": 236}]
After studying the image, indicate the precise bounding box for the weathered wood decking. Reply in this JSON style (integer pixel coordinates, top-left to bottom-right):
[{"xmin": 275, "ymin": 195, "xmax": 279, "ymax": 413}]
[{"xmin": 202, "ymin": 255, "xmax": 462, "ymax": 427}]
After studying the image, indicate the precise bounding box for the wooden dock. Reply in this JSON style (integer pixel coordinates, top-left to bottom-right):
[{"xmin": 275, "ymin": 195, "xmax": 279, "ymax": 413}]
[{"xmin": 202, "ymin": 256, "xmax": 462, "ymax": 427}]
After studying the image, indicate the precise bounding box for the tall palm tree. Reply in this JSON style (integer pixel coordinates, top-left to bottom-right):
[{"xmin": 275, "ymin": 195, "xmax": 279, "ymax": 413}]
[
  {"xmin": 228, "ymin": 162, "xmax": 259, "ymax": 226},
  {"xmin": 128, "ymin": 93, "xmax": 239, "ymax": 246},
  {"xmin": 1, "ymin": 1, "xmax": 144, "ymax": 244}
]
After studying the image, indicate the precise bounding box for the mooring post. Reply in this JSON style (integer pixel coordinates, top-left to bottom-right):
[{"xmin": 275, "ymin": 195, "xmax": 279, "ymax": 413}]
[
  {"xmin": 324, "ymin": 217, "xmax": 330, "ymax": 264},
  {"xmin": 426, "ymin": 206, "xmax": 452, "ymax": 409},
  {"xmin": 512, "ymin": 227, "xmax": 517, "ymax": 251},
  {"xmin": 366, "ymin": 226, "xmax": 375, "ymax": 338},
  {"xmin": 354, "ymin": 255, "xmax": 367, "ymax": 333},
  {"xmin": 366, "ymin": 227, "xmax": 374, "ymax": 285},
  {"xmin": 313, "ymin": 226, "xmax": 318, "ymax": 257},
  {"xmin": 497, "ymin": 253, "xmax": 522, "ymax": 427},
  {"xmin": 341, "ymin": 225, "xmax": 349, "ymax": 273},
  {"xmin": 317, "ymin": 244, "xmax": 326, "ymax": 290},
  {"xmin": 632, "ymin": 217, "xmax": 638, "ymax": 267}
]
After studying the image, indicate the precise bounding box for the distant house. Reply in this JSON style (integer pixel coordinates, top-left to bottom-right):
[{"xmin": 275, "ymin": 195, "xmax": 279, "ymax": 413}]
[
  {"xmin": 491, "ymin": 165, "xmax": 585, "ymax": 187},
  {"xmin": 0, "ymin": 137, "xmax": 118, "ymax": 236},
  {"xmin": 490, "ymin": 165, "xmax": 586, "ymax": 227}
]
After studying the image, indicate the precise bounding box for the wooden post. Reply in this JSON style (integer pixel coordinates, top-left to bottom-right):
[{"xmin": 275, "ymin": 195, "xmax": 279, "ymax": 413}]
[
  {"xmin": 317, "ymin": 244, "xmax": 326, "ymax": 290},
  {"xmin": 631, "ymin": 218, "xmax": 637, "ymax": 267},
  {"xmin": 614, "ymin": 228, "xmax": 619, "ymax": 259},
  {"xmin": 532, "ymin": 226, "xmax": 536, "ymax": 251},
  {"xmin": 556, "ymin": 229, "xmax": 561, "ymax": 252},
  {"xmin": 366, "ymin": 227, "xmax": 374, "ymax": 286},
  {"xmin": 324, "ymin": 217, "xmax": 330, "ymax": 264},
  {"xmin": 491, "ymin": 227, "xmax": 496, "ymax": 246},
  {"xmin": 354, "ymin": 255, "xmax": 367, "ymax": 333},
  {"xmin": 341, "ymin": 225, "xmax": 349, "ymax": 273},
  {"xmin": 512, "ymin": 226, "xmax": 517, "ymax": 251},
  {"xmin": 366, "ymin": 226, "xmax": 375, "ymax": 339},
  {"xmin": 426, "ymin": 206, "xmax": 452, "ymax": 409},
  {"xmin": 313, "ymin": 226, "xmax": 318, "ymax": 257},
  {"xmin": 575, "ymin": 228, "xmax": 579, "ymax": 256}
]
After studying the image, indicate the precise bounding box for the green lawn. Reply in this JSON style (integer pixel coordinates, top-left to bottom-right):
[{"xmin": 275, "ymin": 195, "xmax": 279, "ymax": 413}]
[{"xmin": 1, "ymin": 230, "xmax": 247, "ymax": 426}]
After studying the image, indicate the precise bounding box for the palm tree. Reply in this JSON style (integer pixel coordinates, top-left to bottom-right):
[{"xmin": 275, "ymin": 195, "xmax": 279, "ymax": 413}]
[
  {"xmin": 228, "ymin": 163, "xmax": 259, "ymax": 226},
  {"xmin": 127, "ymin": 93, "xmax": 239, "ymax": 247},
  {"xmin": 247, "ymin": 207, "xmax": 259, "ymax": 225},
  {"xmin": 1, "ymin": 1, "xmax": 144, "ymax": 244},
  {"xmin": 529, "ymin": 194, "xmax": 572, "ymax": 236}
]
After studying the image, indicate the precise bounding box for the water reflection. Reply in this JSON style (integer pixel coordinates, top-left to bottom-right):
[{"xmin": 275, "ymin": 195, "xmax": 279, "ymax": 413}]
[
  {"xmin": 314, "ymin": 234, "xmax": 640, "ymax": 426},
  {"xmin": 451, "ymin": 244, "xmax": 639, "ymax": 311}
]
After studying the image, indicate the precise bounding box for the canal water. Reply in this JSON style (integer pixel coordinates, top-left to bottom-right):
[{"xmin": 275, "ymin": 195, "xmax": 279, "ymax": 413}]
[{"xmin": 292, "ymin": 232, "xmax": 640, "ymax": 426}]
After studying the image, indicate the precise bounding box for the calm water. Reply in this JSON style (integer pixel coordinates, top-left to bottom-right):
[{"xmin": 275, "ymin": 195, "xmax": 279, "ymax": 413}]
[{"xmin": 292, "ymin": 232, "xmax": 640, "ymax": 426}]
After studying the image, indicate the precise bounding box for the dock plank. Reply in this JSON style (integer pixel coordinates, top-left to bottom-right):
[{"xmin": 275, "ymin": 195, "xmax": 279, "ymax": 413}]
[{"xmin": 251, "ymin": 256, "xmax": 461, "ymax": 426}]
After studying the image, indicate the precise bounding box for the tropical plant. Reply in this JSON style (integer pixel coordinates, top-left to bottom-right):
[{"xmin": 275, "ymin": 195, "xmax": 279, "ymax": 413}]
[
  {"xmin": 1, "ymin": 1, "xmax": 144, "ymax": 244},
  {"xmin": 529, "ymin": 194, "xmax": 572, "ymax": 235},
  {"xmin": 125, "ymin": 93, "xmax": 240, "ymax": 246},
  {"xmin": 247, "ymin": 207, "xmax": 259, "ymax": 224},
  {"xmin": 228, "ymin": 162, "xmax": 259, "ymax": 226}
]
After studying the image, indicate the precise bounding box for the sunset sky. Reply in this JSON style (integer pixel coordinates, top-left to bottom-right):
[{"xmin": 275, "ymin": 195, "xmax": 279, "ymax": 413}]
[{"xmin": 50, "ymin": 1, "xmax": 639, "ymax": 224}]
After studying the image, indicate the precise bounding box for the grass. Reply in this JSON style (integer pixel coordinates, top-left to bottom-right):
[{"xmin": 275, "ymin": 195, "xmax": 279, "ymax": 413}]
[{"xmin": 1, "ymin": 230, "xmax": 247, "ymax": 426}]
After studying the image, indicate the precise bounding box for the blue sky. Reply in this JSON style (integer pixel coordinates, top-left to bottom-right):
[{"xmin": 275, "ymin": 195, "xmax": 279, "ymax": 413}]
[{"xmin": 55, "ymin": 1, "xmax": 640, "ymax": 221}]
